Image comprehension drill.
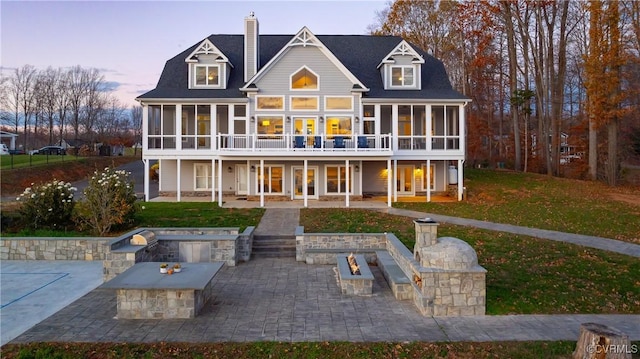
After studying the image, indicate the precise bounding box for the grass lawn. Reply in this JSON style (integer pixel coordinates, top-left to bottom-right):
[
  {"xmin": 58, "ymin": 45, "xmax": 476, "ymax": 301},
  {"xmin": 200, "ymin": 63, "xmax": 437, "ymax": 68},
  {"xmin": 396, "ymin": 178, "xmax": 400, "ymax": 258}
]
[
  {"xmin": 0, "ymin": 156, "xmax": 139, "ymax": 196},
  {"xmin": 396, "ymin": 169, "xmax": 640, "ymax": 244},
  {"xmin": 300, "ymin": 208, "xmax": 640, "ymax": 315},
  {"xmin": 0, "ymin": 153, "xmax": 82, "ymax": 170},
  {"xmin": 0, "ymin": 341, "xmax": 591, "ymax": 359}
]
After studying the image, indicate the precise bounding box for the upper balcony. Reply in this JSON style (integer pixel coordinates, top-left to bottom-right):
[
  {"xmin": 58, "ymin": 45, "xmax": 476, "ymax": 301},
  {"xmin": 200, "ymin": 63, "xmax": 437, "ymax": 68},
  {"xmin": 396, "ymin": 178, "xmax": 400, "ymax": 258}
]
[{"xmin": 146, "ymin": 133, "xmax": 462, "ymax": 158}]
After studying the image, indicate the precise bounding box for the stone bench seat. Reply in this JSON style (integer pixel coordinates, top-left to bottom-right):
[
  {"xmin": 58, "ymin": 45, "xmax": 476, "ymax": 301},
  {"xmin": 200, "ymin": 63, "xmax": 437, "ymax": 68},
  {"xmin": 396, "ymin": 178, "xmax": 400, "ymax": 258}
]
[
  {"xmin": 155, "ymin": 234, "xmax": 236, "ymax": 241},
  {"xmin": 303, "ymin": 248, "xmax": 385, "ymax": 264},
  {"xmin": 102, "ymin": 261, "xmax": 223, "ymax": 319},
  {"xmin": 376, "ymin": 250, "xmax": 412, "ymax": 300}
]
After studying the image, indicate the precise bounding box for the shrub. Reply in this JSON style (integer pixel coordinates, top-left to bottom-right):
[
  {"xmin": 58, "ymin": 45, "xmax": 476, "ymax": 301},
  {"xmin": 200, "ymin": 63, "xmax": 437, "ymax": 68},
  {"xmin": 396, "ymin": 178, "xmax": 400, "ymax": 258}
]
[
  {"xmin": 75, "ymin": 167, "xmax": 137, "ymax": 236},
  {"xmin": 16, "ymin": 180, "xmax": 76, "ymax": 230},
  {"xmin": 150, "ymin": 163, "xmax": 159, "ymax": 181}
]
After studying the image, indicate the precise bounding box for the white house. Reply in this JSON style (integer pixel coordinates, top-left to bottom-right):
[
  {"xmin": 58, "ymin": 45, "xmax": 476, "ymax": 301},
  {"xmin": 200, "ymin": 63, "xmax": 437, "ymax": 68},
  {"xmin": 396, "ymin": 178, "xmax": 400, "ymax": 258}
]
[{"xmin": 136, "ymin": 13, "xmax": 470, "ymax": 207}]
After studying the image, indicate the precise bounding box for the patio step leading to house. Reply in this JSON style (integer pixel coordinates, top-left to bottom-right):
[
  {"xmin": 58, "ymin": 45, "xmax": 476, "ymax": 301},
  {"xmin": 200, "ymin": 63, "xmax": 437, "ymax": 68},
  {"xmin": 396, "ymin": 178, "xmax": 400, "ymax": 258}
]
[{"xmin": 251, "ymin": 234, "xmax": 296, "ymax": 258}]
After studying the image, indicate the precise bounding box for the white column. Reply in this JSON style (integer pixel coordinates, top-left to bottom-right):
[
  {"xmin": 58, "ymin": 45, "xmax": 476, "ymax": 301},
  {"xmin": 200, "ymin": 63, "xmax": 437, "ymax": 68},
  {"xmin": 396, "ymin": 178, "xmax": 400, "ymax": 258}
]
[
  {"xmin": 393, "ymin": 159, "xmax": 398, "ymax": 203},
  {"xmin": 144, "ymin": 159, "xmax": 149, "ymax": 202},
  {"xmin": 303, "ymin": 160, "xmax": 308, "ymax": 208},
  {"xmin": 142, "ymin": 105, "xmax": 149, "ymax": 150},
  {"xmin": 211, "ymin": 159, "xmax": 222, "ymax": 202},
  {"xmin": 176, "ymin": 104, "xmax": 182, "ymax": 150},
  {"xmin": 387, "ymin": 159, "xmax": 392, "ymax": 207},
  {"xmin": 211, "ymin": 105, "xmax": 217, "ymax": 150},
  {"xmin": 458, "ymin": 159, "xmax": 464, "ymax": 201},
  {"xmin": 217, "ymin": 160, "xmax": 223, "ymax": 207},
  {"xmin": 176, "ymin": 159, "xmax": 181, "ymax": 202},
  {"xmin": 427, "ymin": 159, "xmax": 431, "ymax": 202},
  {"xmin": 345, "ymin": 159, "xmax": 350, "ymax": 207},
  {"xmin": 259, "ymin": 159, "xmax": 264, "ymax": 208},
  {"xmin": 391, "ymin": 105, "xmax": 398, "ymax": 151},
  {"xmin": 246, "ymin": 160, "xmax": 251, "ymax": 198},
  {"xmin": 459, "ymin": 104, "xmax": 466, "ymax": 154}
]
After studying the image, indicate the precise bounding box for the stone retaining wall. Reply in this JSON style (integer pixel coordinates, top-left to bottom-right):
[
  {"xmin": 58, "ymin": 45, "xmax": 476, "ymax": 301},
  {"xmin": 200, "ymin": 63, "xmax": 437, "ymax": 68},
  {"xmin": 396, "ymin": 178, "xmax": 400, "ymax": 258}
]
[
  {"xmin": 1, "ymin": 237, "xmax": 110, "ymax": 261},
  {"xmin": 296, "ymin": 227, "xmax": 387, "ymax": 263}
]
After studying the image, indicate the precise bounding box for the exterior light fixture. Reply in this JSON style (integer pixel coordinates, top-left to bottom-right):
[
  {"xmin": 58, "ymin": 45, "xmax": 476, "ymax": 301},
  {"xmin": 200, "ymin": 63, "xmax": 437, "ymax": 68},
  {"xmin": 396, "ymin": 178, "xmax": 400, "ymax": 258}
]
[
  {"xmin": 355, "ymin": 165, "xmax": 360, "ymax": 172},
  {"xmin": 286, "ymin": 116, "xmax": 291, "ymax": 123},
  {"xmin": 355, "ymin": 116, "xmax": 359, "ymax": 123},
  {"xmin": 319, "ymin": 116, "xmax": 324, "ymax": 123},
  {"xmin": 227, "ymin": 166, "xmax": 233, "ymax": 173},
  {"xmin": 250, "ymin": 116, "xmax": 255, "ymax": 122},
  {"xmin": 250, "ymin": 165, "xmax": 256, "ymax": 172}
]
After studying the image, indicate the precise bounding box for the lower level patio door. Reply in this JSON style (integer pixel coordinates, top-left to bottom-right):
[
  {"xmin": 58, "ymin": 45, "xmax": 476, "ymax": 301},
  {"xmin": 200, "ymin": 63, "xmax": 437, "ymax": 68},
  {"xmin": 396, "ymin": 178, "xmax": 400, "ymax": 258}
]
[
  {"xmin": 292, "ymin": 166, "xmax": 318, "ymax": 199},
  {"xmin": 396, "ymin": 165, "xmax": 415, "ymax": 196},
  {"xmin": 236, "ymin": 164, "xmax": 248, "ymax": 196}
]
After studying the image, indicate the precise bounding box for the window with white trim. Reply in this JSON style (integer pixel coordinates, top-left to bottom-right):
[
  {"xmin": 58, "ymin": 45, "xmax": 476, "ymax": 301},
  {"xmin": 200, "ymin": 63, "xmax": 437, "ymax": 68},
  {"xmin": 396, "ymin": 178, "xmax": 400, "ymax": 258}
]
[
  {"xmin": 194, "ymin": 163, "xmax": 213, "ymax": 190},
  {"xmin": 256, "ymin": 96, "xmax": 284, "ymax": 110},
  {"xmin": 256, "ymin": 165, "xmax": 284, "ymax": 194},
  {"xmin": 257, "ymin": 116, "xmax": 284, "ymax": 136},
  {"xmin": 421, "ymin": 164, "xmax": 436, "ymax": 191},
  {"xmin": 290, "ymin": 66, "xmax": 318, "ymax": 90},
  {"xmin": 390, "ymin": 66, "xmax": 415, "ymax": 88},
  {"xmin": 325, "ymin": 96, "xmax": 353, "ymax": 111},
  {"xmin": 325, "ymin": 116, "xmax": 352, "ymax": 138},
  {"xmin": 194, "ymin": 65, "xmax": 219, "ymax": 86},
  {"xmin": 325, "ymin": 165, "xmax": 353, "ymax": 194},
  {"xmin": 363, "ymin": 105, "xmax": 375, "ymax": 134},
  {"xmin": 290, "ymin": 96, "xmax": 318, "ymax": 111}
]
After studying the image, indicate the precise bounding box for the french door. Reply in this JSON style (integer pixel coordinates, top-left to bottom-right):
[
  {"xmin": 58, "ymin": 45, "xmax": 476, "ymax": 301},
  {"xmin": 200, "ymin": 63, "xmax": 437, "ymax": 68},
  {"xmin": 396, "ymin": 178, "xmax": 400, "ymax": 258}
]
[
  {"xmin": 396, "ymin": 165, "xmax": 414, "ymax": 196},
  {"xmin": 292, "ymin": 166, "xmax": 318, "ymax": 199}
]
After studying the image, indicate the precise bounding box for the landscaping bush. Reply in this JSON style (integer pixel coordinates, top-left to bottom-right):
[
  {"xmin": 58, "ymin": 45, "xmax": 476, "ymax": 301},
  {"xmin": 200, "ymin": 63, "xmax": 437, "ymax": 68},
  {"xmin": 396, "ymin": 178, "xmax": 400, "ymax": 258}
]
[
  {"xmin": 16, "ymin": 180, "xmax": 76, "ymax": 230},
  {"xmin": 74, "ymin": 167, "xmax": 138, "ymax": 236}
]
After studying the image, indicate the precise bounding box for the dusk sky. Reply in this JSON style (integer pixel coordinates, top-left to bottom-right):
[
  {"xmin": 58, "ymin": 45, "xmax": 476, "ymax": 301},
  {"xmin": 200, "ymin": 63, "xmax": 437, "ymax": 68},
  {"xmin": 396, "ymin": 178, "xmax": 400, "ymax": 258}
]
[{"xmin": 1, "ymin": 0, "xmax": 387, "ymax": 107}]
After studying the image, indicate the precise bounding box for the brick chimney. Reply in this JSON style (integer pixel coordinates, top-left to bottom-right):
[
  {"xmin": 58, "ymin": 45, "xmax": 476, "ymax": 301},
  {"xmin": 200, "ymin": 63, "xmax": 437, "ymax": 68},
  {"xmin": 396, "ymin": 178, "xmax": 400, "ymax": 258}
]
[{"xmin": 244, "ymin": 12, "xmax": 259, "ymax": 82}]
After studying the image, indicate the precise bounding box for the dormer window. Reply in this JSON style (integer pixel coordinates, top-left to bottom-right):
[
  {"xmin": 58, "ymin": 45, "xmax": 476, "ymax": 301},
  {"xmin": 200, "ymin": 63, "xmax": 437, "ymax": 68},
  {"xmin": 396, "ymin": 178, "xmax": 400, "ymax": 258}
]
[
  {"xmin": 195, "ymin": 65, "xmax": 220, "ymax": 87},
  {"xmin": 391, "ymin": 66, "xmax": 415, "ymax": 88},
  {"xmin": 291, "ymin": 66, "xmax": 318, "ymax": 90}
]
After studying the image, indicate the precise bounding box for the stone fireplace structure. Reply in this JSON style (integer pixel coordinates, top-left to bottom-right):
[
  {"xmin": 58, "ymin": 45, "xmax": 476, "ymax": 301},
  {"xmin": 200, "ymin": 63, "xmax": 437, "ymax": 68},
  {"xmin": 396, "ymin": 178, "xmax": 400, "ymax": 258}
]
[{"xmin": 411, "ymin": 218, "xmax": 486, "ymax": 316}]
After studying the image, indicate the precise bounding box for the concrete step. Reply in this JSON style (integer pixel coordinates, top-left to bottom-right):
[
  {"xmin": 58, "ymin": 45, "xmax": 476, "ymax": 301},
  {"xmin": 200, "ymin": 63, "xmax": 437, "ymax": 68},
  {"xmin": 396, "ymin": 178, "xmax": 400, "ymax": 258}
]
[{"xmin": 252, "ymin": 235, "xmax": 296, "ymax": 257}]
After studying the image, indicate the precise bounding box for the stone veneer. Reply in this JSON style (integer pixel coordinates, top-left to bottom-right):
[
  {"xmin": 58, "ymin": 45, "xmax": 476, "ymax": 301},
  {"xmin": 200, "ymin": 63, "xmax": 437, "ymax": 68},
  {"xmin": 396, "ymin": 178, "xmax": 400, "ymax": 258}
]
[
  {"xmin": 337, "ymin": 253, "xmax": 374, "ymax": 296},
  {"xmin": 114, "ymin": 280, "xmax": 214, "ymax": 319},
  {"xmin": 1, "ymin": 237, "xmax": 110, "ymax": 261},
  {"xmin": 297, "ymin": 221, "xmax": 486, "ymax": 317}
]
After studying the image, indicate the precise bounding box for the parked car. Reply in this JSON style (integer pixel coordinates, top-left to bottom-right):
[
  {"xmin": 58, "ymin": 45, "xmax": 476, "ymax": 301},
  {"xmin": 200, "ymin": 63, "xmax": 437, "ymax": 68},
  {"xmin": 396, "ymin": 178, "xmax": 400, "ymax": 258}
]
[
  {"xmin": 29, "ymin": 146, "xmax": 66, "ymax": 155},
  {"xmin": 8, "ymin": 149, "xmax": 25, "ymax": 155},
  {"xmin": 0, "ymin": 144, "xmax": 9, "ymax": 155}
]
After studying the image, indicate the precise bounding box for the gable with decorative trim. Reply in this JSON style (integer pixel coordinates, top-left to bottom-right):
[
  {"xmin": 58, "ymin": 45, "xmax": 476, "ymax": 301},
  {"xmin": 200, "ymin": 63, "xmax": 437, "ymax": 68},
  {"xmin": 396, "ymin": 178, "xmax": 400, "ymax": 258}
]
[{"xmin": 186, "ymin": 38, "xmax": 233, "ymax": 89}]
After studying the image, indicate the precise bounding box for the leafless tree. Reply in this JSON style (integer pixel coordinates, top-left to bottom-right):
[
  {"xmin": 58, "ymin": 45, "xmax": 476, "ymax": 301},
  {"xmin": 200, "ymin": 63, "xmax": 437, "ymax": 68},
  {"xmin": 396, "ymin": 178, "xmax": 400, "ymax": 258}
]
[
  {"xmin": 55, "ymin": 68, "xmax": 70, "ymax": 145},
  {"xmin": 37, "ymin": 67, "xmax": 60, "ymax": 145},
  {"xmin": 130, "ymin": 105, "xmax": 142, "ymax": 156}
]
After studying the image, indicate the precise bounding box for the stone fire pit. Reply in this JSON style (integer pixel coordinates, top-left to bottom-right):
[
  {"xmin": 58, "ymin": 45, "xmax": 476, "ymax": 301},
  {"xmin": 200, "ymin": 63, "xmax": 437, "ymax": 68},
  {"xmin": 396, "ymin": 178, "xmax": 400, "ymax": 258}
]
[{"xmin": 337, "ymin": 253, "xmax": 373, "ymax": 295}]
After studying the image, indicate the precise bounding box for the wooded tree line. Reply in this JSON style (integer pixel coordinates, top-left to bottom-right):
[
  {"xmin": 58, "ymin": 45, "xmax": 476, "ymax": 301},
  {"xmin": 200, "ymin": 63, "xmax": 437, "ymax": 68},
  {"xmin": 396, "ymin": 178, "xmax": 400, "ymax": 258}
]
[
  {"xmin": 0, "ymin": 65, "xmax": 142, "ymax": 153},
  {"xmin": 370, "ymin": 0, "xmax": 640, "ymax": 185}
]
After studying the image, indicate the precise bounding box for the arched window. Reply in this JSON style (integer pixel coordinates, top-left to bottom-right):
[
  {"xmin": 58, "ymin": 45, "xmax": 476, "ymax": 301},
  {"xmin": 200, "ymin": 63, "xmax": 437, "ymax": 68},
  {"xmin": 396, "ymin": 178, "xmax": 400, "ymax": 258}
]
[{"xmin": 290, "ymin": 66, "xmax": 318, "ymax": 90}]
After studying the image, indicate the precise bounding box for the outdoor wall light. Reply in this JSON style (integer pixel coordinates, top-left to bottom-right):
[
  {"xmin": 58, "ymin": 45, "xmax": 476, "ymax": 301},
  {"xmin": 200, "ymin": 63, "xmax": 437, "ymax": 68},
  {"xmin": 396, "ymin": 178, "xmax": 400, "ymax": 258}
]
[
  {"xmin": 355, "ymin": 165, "xmax": 360, "ymax": 172},
  {"xmin": 355, "ymin": 116, "xmax": 359, "ymax": 123},
  {"xmin": 250, "ymin": 165, "xmax": 256, "ymax": 172},
  {"xmin": 250, "ymin": 116, "xmax": 255, "ymax": 122},
  {"xmin": 319, "ymin": 116, "xmax": 324, "ymax": 123},
  {"xmin": 286, "ymin": 116, "xmax": 291, "ymax": 123},
  {"xmin": 227, "ymin": 166, "xmax": 233, "ymax": 173}
]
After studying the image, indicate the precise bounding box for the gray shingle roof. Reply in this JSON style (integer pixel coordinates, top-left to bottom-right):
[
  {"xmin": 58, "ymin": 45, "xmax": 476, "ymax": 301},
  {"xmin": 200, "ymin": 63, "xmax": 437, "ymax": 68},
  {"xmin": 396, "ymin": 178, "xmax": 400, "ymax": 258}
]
[{"xmin": 137, "ymin": 34, "xmax": 467, "ymax": 101}]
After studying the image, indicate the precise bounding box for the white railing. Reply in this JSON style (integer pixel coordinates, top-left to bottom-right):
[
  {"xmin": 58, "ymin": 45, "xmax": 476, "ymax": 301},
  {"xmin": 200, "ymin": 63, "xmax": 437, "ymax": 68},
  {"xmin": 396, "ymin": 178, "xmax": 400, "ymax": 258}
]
[
  {"xmin": 218, "ymin": 134, "xmax": 392, "ymax": 152},
  {"xmin": 147, "ymin": 133, "xmax": 461, "ymax": 152}
]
